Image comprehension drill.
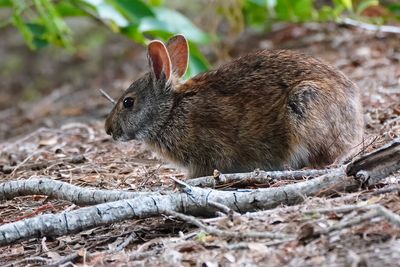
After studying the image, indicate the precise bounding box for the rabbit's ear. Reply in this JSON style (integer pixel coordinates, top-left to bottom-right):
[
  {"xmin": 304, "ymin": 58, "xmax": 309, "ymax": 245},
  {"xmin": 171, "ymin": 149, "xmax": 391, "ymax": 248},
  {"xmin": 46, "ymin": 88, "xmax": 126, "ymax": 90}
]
[
  {"xmin": 166, "ymin": 34, "xmax": 189, "ymax": 78},
  {"xmin": 148, "ymin": 40, "xmax": 172, "ymax": 81}
]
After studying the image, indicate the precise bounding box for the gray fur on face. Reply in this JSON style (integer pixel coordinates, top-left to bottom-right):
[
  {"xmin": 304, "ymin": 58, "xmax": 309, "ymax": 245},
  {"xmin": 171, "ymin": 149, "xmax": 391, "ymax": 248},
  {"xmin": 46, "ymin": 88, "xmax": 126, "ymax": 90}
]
[{"xmin": 109, "ymin": 73, "xmax": 175, "ymax": 142}]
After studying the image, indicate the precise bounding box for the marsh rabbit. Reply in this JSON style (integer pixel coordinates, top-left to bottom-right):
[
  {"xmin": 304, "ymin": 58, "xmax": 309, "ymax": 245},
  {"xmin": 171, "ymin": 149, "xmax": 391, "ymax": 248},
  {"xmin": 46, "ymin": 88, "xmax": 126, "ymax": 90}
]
[{"xmin": 105, "ymin": 35, "xmax": 363, "ymax": 178}]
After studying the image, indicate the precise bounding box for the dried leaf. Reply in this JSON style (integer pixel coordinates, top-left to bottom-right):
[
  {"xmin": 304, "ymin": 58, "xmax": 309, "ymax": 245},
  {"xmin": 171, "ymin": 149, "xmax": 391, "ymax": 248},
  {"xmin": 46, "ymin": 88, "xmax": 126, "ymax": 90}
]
[
  {"xmin": 38, "ymin": 136, "xmax": 58, "ymax": 147},
  {"xmin": 247, "ymin": 242, "xmax": 268, "ymax": 253},
  {"xmin": 298, "ymin": 223, "xmax": 317, "ymax": 244}
]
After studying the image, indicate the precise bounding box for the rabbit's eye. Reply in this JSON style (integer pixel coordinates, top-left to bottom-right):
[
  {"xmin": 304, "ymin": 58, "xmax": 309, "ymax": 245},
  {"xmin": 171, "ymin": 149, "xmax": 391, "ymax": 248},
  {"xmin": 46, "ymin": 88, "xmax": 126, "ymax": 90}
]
[{"xmin": 123, "ymin": 97, "xmax": 134, "ymax": 109}]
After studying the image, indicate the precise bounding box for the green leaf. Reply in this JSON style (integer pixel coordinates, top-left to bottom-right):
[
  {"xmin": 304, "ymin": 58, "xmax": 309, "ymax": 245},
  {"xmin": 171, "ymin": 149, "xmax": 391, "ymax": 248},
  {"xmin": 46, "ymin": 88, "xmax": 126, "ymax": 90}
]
[
  {"xmin": 146, "ymin": 0, "xmax": 164, "ymax": 6},
  {"xmin": 33, "ymin": 0, "xmax": 73, "ymax": 50},
  {"xmin": 244, "ymin": 0, "xmax": 268, "ymax": 29},
  {"xmin": 26, "ymin": 23, "xmax": 48, "ymax": 48},
  {"xmin": 293, "ymin": 0, "xmax": 315, "ymax": 21},
  {"xmin": 355, "ymin": 0, "xmax": 378, "ymax": 15},
  {"xmin": 148, "ymin": 7, "xmax": 211, "ymax": 44},
  {"xmin": 120, "ymin": 24, "xmax": 146, "ymax": 44},
  {"xmin": 82, "ymin": 0, "xmax": 129, "ymax": 27},
  {"xmin": 55, "ymin": 1, "xmax": 87, "ymax": 16},
  {"xmin": 11, "ymin": 14, "xmax": 35, "ymax": 49},
  {"xmin": 248, "ymin": 0, "xmax": 267, "ymax": 6},
  {"xmin": 388, "ymin": 3, "xmax": 400, "ymax": 17},
  {"xmin": 185, "ymin": 42, "xmax": 210, "ymax": 78},
  {"xmin": 138, "ymin": 17, "xmax": 169, "ymax": 34},
  {"xmin": 276, "ymin": 0, "xmax": 315, "ymax": 22},
  {"xmin": 110, "ymin": 0, "xmax": 154, "ymax": 23},
  {"xmin": 334, "ymin": 0, "xmax": 352, "ymax": 11},
  {"xmin": 26, "ymin": 23, "xmax": 46, "ymax": 36},
  {"xmin": 0, "ymin": 0, "xmax": 11, "ymax": 7},
  {"xmin": 342, "ymin": 0, "xmax": 352, "ymax": 10},
  {"xmin": 317, "ymin": 6, "xmax": 335, "ymax": 21},
  {"xmin": 196, "ymin": 232, "xmax": 209, "ymax": 243},
  {"xmin": 32, "ymin": 37, "xmax": 49, "ymax": 48}
]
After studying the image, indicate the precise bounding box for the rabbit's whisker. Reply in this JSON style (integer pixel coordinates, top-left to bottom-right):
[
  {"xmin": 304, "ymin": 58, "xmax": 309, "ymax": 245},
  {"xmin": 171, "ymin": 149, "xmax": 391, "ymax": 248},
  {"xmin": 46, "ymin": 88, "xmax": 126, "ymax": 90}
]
[{"xmin": 99, "ymin": 89, "xmax": 116, "ymax": 104}]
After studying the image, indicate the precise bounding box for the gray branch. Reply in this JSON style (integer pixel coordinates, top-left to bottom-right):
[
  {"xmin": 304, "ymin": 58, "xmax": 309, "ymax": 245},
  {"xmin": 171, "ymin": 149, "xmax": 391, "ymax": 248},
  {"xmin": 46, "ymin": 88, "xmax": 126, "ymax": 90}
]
[
  {"xmin": 0, "ymin": 178, "xmax": 160, "ymax": 205},
  {"xmin": 186, "ymin": 168, "xmax": 335, "ymax": 188}
]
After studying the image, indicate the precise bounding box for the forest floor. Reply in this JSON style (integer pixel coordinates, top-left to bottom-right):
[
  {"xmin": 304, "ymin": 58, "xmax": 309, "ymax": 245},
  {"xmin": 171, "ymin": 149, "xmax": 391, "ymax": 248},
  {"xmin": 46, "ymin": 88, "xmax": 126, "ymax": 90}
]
[{"xmin": 0, "ymin": 23, "xmax": 400, "ymax": 266}]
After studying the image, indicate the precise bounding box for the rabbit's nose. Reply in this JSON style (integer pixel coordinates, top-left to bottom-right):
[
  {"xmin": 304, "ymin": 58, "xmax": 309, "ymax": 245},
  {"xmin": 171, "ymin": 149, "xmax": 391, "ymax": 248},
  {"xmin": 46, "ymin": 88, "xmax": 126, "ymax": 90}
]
[
  {"xmin": 106, "ymin": 126, "xmax": 112, "ymax": 136},
  {"xmin": 105, "ymin": 120, "xmax": 113, "ymax": 136}
]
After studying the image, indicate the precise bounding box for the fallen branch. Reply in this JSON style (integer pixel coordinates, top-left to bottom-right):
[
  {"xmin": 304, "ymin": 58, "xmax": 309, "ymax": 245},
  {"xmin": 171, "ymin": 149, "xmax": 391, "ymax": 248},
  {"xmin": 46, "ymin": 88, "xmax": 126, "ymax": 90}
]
[
  {"xmin": 342, "ymin": 18, "xmax": 400, "ymax": 34},
  {"xmin": 0, "ymin": 138, "xmax": 398, "ymax": 246},
  {"xmin": 346, "ymin": 138, "xmax": 400, "ymax": 186},
  {"xmin": 0, "ymin": 177, "xmax": 160, "ymax": 205},
  {"xmin": 186, "ymin": 168, "xmax": 334, "ymax": 188}
]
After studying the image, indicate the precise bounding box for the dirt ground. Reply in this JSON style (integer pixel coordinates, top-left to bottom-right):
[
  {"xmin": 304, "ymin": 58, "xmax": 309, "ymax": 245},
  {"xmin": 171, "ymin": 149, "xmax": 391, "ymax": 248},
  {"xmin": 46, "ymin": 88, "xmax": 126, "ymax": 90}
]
[{"xmin": 0, "ymin": 23, "xmax": 400, "ymax": 266}]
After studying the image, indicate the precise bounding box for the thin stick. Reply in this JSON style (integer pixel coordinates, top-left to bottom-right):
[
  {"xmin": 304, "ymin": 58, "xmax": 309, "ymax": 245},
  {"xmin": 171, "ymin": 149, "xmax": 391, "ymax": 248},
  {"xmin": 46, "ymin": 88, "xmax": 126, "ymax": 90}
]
[
  {"xmin": 166, "ymin": 210, "xmax": 293, "ymax": 240},
  {"xmin": 304, "ymin": 203, "xmax": 371, "ymax": 215},
  {"xmin": 99, "ymin": 88, "xmax": 116, "ymax": 104},
  {"xmin": 9, "ymin": 149, "xmax": 45, "ymax": 176},
  {"xmin": 115, "ymin": 233, "xmax": 139, "ymax": 252},
  {"xmin": 376, "ymin": 205, "xmax": 400, "ymax": 227},
  {"xmin": 342, "ymin": 18, "xmax": 400, "ymax": 34},
  {"xmin": 326, "ymin": 209, "xmax": 379, "ymax": 233},
  {"xmin": 208, "ymin": 201, "xmax": 237, "ymax": 215},
  {"xmin": 322, "ymin": 204, "xmax": 400, "ymax": 234}
]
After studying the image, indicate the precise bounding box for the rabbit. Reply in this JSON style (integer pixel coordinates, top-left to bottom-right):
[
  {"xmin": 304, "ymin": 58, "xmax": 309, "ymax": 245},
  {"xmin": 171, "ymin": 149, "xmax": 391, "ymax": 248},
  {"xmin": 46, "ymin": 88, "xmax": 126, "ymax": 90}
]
[{"xmin": 105, "ymin": 35, "xmax": 364, "ymax": 178}]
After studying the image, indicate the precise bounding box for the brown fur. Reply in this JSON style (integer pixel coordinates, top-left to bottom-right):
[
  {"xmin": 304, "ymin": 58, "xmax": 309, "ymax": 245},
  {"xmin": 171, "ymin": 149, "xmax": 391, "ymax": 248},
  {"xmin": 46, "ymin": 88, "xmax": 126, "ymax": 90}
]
[{"xmin": 105, "ymin": 35, "xmax": 364, "ymax": 178}]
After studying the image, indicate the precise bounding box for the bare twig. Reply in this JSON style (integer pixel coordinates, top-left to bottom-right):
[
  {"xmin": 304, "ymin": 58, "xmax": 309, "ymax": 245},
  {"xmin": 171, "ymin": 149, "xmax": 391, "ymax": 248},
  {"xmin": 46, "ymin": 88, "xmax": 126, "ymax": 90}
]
[
  {"xmin": 342, "ymin": 18, "xmax": 400, "ymax": 34},
  {"xmin": 326, "ymin": 209, "xmax": 379, "ymax": 233},
  {"xmin": 115, "ymin": 233, "xmax": 139, "ymax": 252},
  {"xmin": 129, "ymin": 250, "xmax": 162, "ymax": 261},
  {"xmin": 375, "ymin": 205, "xmax": 400, "ymax": 227},
  {"xmin": 319, "ymin": 204, "xmax": 400, "ymax": 234},
  {"xmin": 2, "ymin": 155, "xmax": 86, "ymax": 174},
  {"xmin": 9, "ymin": 149, "xmax": 45, "ymax": 176},
  {"xmin": 226, "ymin": 239, "xmax": 294, "ymax": 250},
  {"xmin": 45, "ymin": 252, "xmax": 81, "ymax": 267},
  {"xmin": 208, "ymin": 201, "xmax": 237, "ymax": 215},
  {"xmin": 304, "ymin": 203, "xmax": 371, "ymax": 215},
  {"xmin": 166, "ymin": 210, "xmax": 293, "ymax": 239}
]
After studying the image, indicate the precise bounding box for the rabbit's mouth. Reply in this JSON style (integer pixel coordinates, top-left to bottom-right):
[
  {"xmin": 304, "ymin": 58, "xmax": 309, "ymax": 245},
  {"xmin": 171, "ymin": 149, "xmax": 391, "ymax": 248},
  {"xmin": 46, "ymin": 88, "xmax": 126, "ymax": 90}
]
[
  {"xmin": 106, "ymin": 118, "xmax": 136, "ymax": 142},
  {"xmin": 108, "ymin": 125, "xmax": 132, "ymax": 141},
  {"xmin": 111, "ymin": 131, "xmax": 132, "ymax": 142}
]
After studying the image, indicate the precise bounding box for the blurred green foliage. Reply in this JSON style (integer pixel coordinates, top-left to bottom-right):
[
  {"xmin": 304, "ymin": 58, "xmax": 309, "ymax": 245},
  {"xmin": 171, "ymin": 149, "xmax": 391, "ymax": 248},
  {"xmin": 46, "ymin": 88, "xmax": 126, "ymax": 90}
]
[
  {"xmin": 0, "ymin": 0, "xmax": 211, "ymax": 77},
  {"xmin": 243, "ymin": 0, "xmax": 400, "ymax": 29},
  {"xmin": 0, "ymin": 0, "xmax": 399, "ymax": 77}
]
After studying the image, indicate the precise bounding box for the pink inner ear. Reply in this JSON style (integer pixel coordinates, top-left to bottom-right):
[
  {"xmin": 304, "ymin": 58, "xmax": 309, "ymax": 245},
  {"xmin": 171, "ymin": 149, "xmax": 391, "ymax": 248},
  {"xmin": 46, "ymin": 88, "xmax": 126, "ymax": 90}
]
[
  {"xmin": 166, "ymin": 35, "xmax": 189, "ymax": 78},
  {"xmin": 148, "ymin": 41, "xmax": 172, "ymax": 81}
]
